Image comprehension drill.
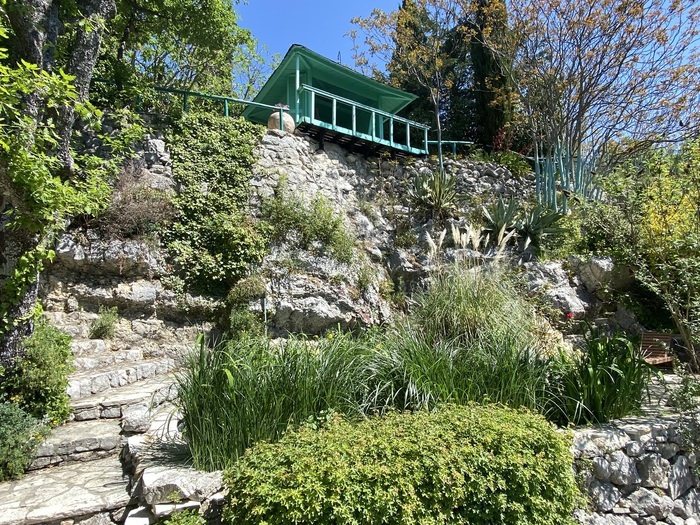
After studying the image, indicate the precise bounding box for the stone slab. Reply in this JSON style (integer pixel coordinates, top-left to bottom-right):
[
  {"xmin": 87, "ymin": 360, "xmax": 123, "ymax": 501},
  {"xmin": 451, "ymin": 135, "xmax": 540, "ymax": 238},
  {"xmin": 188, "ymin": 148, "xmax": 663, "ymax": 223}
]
[{"xmin": 0, "ymin": 457, "xmax": 132, "ymax": 525}]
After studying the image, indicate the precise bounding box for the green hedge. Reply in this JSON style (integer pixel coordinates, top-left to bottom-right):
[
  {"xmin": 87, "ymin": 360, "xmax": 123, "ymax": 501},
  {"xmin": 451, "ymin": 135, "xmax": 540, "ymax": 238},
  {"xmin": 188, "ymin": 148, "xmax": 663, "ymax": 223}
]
[{"xmin": 223, "ymin": 404, "xmax": 579, "ymax": 525}]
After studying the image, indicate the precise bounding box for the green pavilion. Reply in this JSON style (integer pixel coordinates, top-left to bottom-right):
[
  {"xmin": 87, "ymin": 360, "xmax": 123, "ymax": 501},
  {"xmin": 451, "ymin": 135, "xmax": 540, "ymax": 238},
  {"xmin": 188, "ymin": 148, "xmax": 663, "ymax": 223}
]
[{"xmin": 242, "ymin": 45, "xmax": 430, "ymax": 156}]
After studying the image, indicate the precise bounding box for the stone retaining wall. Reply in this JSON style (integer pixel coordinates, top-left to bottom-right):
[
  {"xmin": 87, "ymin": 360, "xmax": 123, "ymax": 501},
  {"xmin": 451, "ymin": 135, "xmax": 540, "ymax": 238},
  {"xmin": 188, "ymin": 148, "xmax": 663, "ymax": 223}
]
[{"xmin": 574, "ymin": 415, "xmax": 700, "ymax": 524}]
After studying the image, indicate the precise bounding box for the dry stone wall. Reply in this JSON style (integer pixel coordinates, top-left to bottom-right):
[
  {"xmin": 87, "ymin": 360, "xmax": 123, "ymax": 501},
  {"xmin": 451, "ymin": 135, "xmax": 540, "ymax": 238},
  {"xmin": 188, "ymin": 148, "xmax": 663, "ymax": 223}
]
[{"xmin": 574, "ymin": 415, "xmax": 700, "ymax": 525}]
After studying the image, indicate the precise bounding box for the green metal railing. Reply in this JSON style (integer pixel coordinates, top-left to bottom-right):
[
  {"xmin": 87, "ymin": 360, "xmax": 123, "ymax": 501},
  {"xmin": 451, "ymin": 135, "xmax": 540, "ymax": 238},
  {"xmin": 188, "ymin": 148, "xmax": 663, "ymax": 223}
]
[
  {"xmin": 92, "ymin": 80, "xmax": 290, "ymax": 130},
  {"xmin": 93, "ymin": 79, "xmax": 432, "ymax": 154},
  {"xmin": 427, "ymin": 140, "xmax": 475, "ymax": 156},
  {"xmin": 297, "ymin": 84, "xmax": 430, "ymax": 155}
]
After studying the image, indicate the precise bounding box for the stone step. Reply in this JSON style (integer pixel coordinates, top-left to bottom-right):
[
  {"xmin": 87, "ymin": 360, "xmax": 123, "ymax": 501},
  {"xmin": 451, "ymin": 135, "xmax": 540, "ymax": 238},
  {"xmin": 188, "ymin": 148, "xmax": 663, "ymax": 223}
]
[
  {"xmin": 71, "ymin": 375, "xmax": 178, "ymax": 422},
  {"xmin": 73, "ymin": 348, "xmax": 144, "ymax": 371},
  {"xmin": 70, "ymin": 338, "xmax": 114, "ymax": 356},
  {"xmin": 29, "ymin": 419, "xmax": 124, "ymax": 471},
  {"xmin": 67, "ymin": 358, "xmax": 177, "ymax": 400},
  {"xmin": 0, "ymin": 456, "xmax": 133, "ymax": 525}
]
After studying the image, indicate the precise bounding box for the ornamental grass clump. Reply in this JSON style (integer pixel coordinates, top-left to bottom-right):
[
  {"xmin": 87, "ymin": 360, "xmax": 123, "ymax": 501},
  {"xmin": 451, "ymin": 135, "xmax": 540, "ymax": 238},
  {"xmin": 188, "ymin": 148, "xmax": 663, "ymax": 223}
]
[
  {"xmin": 364, "ymin": 265, "xmax": 556, "ymax": 414},
  {"xmin": 175, "ymin": 333, "xmax": 371, "ymax": 471},
  {"xmin": 548, "ymin": 328, "xmax": 652, "ymax": 425},
  {"xmin": 223, "ymin": 404, "xmax": 580, "ymax": 525}
]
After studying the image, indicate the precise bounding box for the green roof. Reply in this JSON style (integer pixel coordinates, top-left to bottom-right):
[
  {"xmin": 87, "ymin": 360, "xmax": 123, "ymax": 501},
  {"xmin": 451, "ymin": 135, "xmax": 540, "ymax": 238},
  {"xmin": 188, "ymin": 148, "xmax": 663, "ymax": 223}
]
[{"xmin": 242, "ymin": 45, "xmax": 418, "ymax": 124}]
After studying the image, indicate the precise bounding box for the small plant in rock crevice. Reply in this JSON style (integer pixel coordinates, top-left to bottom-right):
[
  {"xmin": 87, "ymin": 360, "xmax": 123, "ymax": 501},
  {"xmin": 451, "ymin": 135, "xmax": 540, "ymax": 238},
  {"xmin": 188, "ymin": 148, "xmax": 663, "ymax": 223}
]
[
  {"xmin": 262, "ymin": 180, "xmax": 355, "ymax": 264},
  {"xmin": 408, "ymin": 169, "xmax": 460, "ymax": 220},
  {"xmin": 161, "ymin": 509, "xmax": 204, "ymax": 525},
  {"xmin": 89, "ymin": 305, "xmax": 119, "ymax": 340}
]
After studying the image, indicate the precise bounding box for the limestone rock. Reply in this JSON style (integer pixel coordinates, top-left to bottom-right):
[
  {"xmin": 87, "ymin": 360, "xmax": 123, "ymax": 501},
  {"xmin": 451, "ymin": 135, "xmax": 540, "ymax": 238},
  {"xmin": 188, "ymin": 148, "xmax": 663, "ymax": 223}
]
[
  {"xmin": 572, "ymin": 256, "xmax": 633, "ymax": 295},
  {"xmin": 623, "ymin": 487, "xmax": 674, "ymax": 519},
  {"xmin": 637, "ymin": 453, "xmax": 671, "ymax": 489},
  {"xmin": 140, "ymin": 466, "xmax": 223, "ymax": 505},
  {"xmin": 670, "ymin": 456, "xmax": 695, "ymax": 499},
  {"xmin": 588, "ymin": 479, "xmax": 622, "ymax": 512},
  {"xmin": 608, "ymin": 450, "xmax": 642, "ymax": 486},
  {"xmin": 54, "ymin": 235, "xmax": 166, "ymax": 277}
]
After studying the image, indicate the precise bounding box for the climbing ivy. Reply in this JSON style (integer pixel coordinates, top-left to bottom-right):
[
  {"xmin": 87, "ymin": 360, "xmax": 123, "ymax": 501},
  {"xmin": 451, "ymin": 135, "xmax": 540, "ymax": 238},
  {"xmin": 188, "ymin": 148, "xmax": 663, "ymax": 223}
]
[
  {"xmin": 164, "ymin": 113, "xmax": 270, "ymax": 295},
  {"xmin": 0, "ymin": 12, "xmax": 144, "ymax": 344}
]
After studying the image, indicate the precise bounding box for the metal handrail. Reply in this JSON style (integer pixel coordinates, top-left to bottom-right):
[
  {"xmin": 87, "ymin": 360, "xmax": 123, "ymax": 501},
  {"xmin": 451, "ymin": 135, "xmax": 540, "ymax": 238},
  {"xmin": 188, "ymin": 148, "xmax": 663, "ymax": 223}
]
[
  {"xmin": 299, "ymin": 84, "xmax": 429, "ymax": 131},
  {"xmin": 298, "ymin": 83, "xmax": 430, "ymax": 153},
  {"xmin": 91, "ymin": 79, "xmax": 289, "ymax": 130}
]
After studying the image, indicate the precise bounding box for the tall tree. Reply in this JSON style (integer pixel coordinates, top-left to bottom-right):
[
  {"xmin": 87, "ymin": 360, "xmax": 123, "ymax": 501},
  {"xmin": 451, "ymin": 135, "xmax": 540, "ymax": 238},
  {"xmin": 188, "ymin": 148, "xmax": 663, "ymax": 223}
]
[
  {"xmin": 468, "ymin": 0, "xmax": 515, "ymax": 148},
  {"xmin": 351, "ymin": 0, "xmax": 474, "ymax": 170},
  {"xmin": 0, "ymin": 0, "xmax": 127, "ymax": 366},
  {"xmin": 96, "ymin": 0, "xmax": 254, "ymax": 95},
  {"xmin": 483, "ymin": 0, "xmax": 700, "ymax": 172}
]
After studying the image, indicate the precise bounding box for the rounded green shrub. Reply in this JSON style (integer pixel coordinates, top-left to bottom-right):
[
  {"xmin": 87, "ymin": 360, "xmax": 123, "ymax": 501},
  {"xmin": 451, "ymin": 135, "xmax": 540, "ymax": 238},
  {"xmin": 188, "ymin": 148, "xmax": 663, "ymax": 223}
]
[
  {"xmin": 1, "ymin": 320, "xmax": 74, "ymax": 425},
  {"xmin": 223, "ymin": 404, "xmax": 579, "ymax": 525},
  {"xmin": 0, "ymin": 402, "xmax": 48, "ymax": 481}
]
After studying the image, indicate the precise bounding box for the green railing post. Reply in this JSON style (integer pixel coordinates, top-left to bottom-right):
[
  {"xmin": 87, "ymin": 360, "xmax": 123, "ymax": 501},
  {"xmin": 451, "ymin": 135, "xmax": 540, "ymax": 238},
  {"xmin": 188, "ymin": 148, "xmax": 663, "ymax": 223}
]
[
  {"xmin": 390, "ymin": 117, "xmax": 394, "ymax": 146},
  {"xmin": 424, "ymin": 128, "xmax": 428, "ymax": 152},
  {"xmin": 452, "ymin": 142, "xmax": 457, "ymax": 156},
  {"xmin": 332, "ymin": 98, "xmax": 337, "ymax": 127},
  {"xmin": 295, "ymin": 55, "xmax": 301, "ymax": 123},
  {"xmin": 406, "ymin": 122, "xmax": 411, "ymax": 149},
  {"xmin": 310, "ymin": 91, "xmax": 316, "ymax": 121},
  {"xmin": 371, "ymin": 111, "xmax": 376, "ymax": 140},
  {"xmin": 224, "ymin": 100, "xmax": 229, "ymax": 117},
  {"xmin": 279, "ymin": 107, "xmax": 284, "ymax": 131},
  {"xmin": 352, "ymin": 105, "xmax": 357, "ymax": 134}
]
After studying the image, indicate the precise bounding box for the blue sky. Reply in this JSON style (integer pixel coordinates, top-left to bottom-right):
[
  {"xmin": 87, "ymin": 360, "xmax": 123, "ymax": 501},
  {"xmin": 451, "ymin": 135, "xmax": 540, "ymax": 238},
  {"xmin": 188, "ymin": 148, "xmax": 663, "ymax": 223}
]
[{"xmin": 236, "ymin": 0, "xmax": 400, "ymax": 67}]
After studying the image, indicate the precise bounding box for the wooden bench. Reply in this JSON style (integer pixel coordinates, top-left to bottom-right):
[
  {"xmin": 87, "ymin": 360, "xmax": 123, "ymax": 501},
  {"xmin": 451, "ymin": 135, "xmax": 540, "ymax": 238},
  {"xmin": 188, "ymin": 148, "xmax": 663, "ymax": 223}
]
[{"xmin": 640, "ymin": 332, "xmax": 676, "ymax": 367}]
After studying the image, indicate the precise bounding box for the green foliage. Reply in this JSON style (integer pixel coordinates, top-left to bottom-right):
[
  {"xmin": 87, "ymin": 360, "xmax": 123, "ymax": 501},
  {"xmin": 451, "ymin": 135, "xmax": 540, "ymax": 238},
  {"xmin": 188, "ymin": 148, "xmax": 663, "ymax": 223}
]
[
  {"xmin": 95, "ymin": 0, "xmax": 256, "ymax": 98},
  {"xmin": 540, "ymin": 209, "xmax": 583, "ymax": 260},
  {"xmin": 482, "ymin": 197, "xmax": 566, "ymax": 255},
  {"xmin": 483, "ymin": 196, "xmax": 519, "ymax": 239},
  {"xmin": 228, "ymin": 307, "xmax": 264, "ymax": 340},
  {"xmin": 0, "ymin": 25, "xmax": 119, "ymax": 336},
  {"xmin": 586, "ymin": 141, "xmax": 700, "ymax": 367},
  {"xmin": 161, "ymin": 509, "xmax": 204, "ymax": 525},
  {"xmin": 0, "ymin": 320, "xmax": 73, "ymax": 425},
  {"xmin": 395, "ymin": 230, "xmax": 418, "ymax": 248},
  {"xmin": 175, "ymin": 333, "xmax": 371, "ymax": 470},
  {"xmin": 0, "ymin": 402, "xmax": 48, "ymax": 482},
  {"xmin": 408, "ymin": 169, "xmax": 459, "ymax": 219},
  {"xmin": 412, "ymin": 265, "xmax": 545, "ymax": 351},
  {"xmin": 549, "ymin": 328, "xmax": 652, "ymax": 425},
  {"xmin": 263, "ymin": 182, "xmax": 355, "ymax": 263},
  {"xmin": 178, "ymin": 266, "xmax": 585, "ymax": 471},
  {"xmin": 490, "ymin": 150, "xmax": 532, "ymax": 179},
  {"xmin": 223, "ymin": 404, "xmax": 579, "ymax": 525},
  {"xmin": 470, "ymin": 0, "xmax": 516, "ymax": 147},
  {"xmin": 164, "ymin": 113, "xmax": 270, "ymax": 294},
  {"xmin": 517, "ymin": 205, "xmax": 567, "ymax": 254},
  {"xmin": 89, "ymin": 306, "xmax": 119, "ymax": 340}
]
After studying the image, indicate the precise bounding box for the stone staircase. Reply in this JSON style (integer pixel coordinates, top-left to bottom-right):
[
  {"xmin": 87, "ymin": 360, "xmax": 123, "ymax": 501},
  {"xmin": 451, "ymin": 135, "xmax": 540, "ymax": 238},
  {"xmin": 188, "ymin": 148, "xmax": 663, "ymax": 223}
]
[{"xmin": 0, "ymin": 305, "xmax": 203, "ymax": 525}]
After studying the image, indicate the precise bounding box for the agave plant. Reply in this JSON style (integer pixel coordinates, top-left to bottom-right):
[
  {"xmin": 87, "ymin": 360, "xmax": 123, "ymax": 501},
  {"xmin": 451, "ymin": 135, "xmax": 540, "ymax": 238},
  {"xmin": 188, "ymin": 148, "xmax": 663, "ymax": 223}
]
[
  {"xmin": 408, "ymin": 169, "xmax": 459, "ymax": 219},
  {"xmin": 516, "ymin": 205, "xmax": 567, "ymax": 252}
]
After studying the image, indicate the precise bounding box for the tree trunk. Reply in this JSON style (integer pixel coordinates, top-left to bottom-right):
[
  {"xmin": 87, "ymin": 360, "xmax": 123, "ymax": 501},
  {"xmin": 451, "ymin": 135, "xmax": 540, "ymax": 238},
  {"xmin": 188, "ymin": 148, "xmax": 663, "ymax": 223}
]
[
  {"xmin": 56, "ymin": 0, "xmax": 117, "ymax": 173},
  {"xmin": 1, "ymin": 0, "xmax": 116, "ymax": 365}
]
